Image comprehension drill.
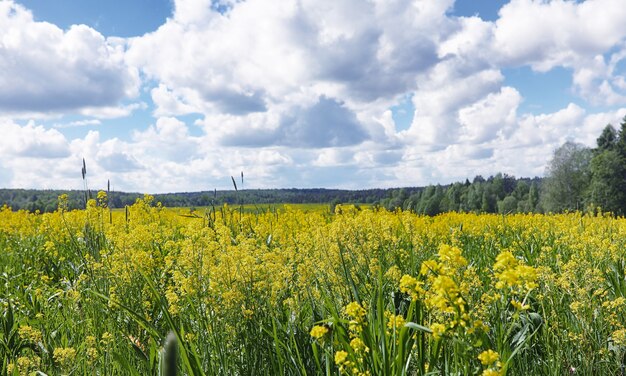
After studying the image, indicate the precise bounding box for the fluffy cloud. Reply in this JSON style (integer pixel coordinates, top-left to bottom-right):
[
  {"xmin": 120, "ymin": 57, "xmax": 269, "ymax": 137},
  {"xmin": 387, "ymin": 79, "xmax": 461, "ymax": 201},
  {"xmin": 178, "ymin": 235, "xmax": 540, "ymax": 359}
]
[
  {"xmin": 0, "ymin": 119, "xmax": 70, "ymax": 158},
  {"xmin": 495, "ymin": 0, "xmax": 626, "ymax": 105},
  {"xmin": 126, "ymin": 0, "xmax": 455, "ymax": 144},
  {"xmin": 0, "ymin": 1, "xmax": 139, "ymax": 114},
  {"xmin": 4, "ymin": 0, "xmax": 626, "ymax": 193},
  {"xmin": 493, "ymin": 0, "xmax": 626, "ymax": 70},
  {"xmin": 404, "ymin": 66, "xmax": 505, "ymax": 148}
]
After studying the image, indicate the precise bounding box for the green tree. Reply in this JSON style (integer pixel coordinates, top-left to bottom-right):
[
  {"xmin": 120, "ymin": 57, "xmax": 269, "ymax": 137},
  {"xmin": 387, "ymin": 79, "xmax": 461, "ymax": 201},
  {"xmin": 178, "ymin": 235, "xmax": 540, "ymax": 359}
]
[
  {"xmin": 587, "ymin": 120, "xmax": 626, "ymax": 215},
  {"xmin": 528, "ymin": 182, "xmax": 539, "ymax": 211},
  {"xmin": 589, "ymin": 149, "xmax": 626, "ymax": 215},
  {"xmin": 617, "ymin": 116, "xmax": 626, "ymax": 158},
  {"xmin": 481, "ymin": 188, "xmax": 496, "ymax": 213},
  {"xmin": 540, "ymin": 141, "xmax": 592, "ymax": 212},
  {"xmin": 597, "ymin": 124, "xmax": 618, "ymax": 151},
  {"xmin": 464, "ymin": 183, "xmax": 484, "ymax": 212},
  {"xmin": 498, "ymin": 196, "xmax": 518, "ymax": 214}
]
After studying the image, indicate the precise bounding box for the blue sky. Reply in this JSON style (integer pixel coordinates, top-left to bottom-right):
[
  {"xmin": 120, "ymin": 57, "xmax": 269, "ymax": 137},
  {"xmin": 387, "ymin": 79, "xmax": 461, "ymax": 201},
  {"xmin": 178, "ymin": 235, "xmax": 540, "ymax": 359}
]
[
  {"xmin": 1, "ymin": 0, "xmax": 626, "ymax": 193},
  {"xmin": 18, "ymin": 0, "xmax": 173, "ymax": 37}
]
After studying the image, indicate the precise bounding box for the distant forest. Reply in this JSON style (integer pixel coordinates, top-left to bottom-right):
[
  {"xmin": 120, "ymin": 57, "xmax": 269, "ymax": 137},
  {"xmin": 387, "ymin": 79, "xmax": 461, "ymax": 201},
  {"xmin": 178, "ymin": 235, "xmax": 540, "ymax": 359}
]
[
  {"xmin": 2, "ymin": 117, "xmax": 626, "ymax": 216},
  {"xmin": 0, "ymin": 175, "xmax": 541, "ymax": 215}
]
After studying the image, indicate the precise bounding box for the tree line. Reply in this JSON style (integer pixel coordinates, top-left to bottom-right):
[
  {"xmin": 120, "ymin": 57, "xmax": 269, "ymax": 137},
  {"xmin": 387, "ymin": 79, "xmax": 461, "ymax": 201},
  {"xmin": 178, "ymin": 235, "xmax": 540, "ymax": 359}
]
[
  {"xmin": 0, "ymin": 188, "xmax": 392, "ymax": 213},
  {"xmin": 377, "ymin": 174, "xmax": 541, "ymax": 215},
  {"xmin": 0, "ymin": 176, "xmax": 542, "ymax": 215}
]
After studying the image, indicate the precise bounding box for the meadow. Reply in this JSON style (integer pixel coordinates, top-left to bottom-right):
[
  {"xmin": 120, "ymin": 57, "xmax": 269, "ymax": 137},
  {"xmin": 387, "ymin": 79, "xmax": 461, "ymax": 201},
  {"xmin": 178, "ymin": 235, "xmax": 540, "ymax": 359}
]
[{"xmin": 1, "ymin": 193, "xmax": 626, "ymax": 375}]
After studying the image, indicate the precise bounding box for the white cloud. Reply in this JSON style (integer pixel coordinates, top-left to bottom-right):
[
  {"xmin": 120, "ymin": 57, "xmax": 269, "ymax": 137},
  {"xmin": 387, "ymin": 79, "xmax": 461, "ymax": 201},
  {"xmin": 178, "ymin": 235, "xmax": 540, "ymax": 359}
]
[
  {"xmin": 53, "ymin": 119, "xmax": 102, "ymax": 128},
  {"xmin": 130, "ymin": 117, "xmax": 201, "ymax": 162},
  {"xmin": 458, "ymin": 86, "xmax": 521, "ymax": 143},
  {"xmin": 404, "ymin": 66, "xmax": 504, "ymax": 148},
  {"xmin": 151, "ymin": 84, "xmax": 200, "ymax": 116},
  {"xmin": 493, "ymin": 0, "xmax": 626, "ymax": 70},
  {"xmin": 126, "ymin": 0, "xmax": 456, "ymax": 145},
  {"xmin": 79, "ymin": 102, "xmax": 147, "ymax": 119},
  {"xmin": 0, "ymin": 1, "xmax": 140, "ymax": 114},
  {"xmin": 0, "ymin": 120, "xmax": 70, "ymax": 158},
  {"xmin": 4, "ymin": 0, "xmax": 626, "ymax": 193},
  {"xmin": 493, "ymin": 0, "xmax": 626, "ymax": 106}
]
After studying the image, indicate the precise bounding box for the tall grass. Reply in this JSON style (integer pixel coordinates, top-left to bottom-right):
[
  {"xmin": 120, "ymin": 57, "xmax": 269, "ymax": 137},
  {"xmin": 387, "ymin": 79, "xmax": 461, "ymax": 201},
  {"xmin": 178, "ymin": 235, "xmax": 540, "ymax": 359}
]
[{"xmin": 1, "ymin": 198, "xmax": 626, "ymax": 374}]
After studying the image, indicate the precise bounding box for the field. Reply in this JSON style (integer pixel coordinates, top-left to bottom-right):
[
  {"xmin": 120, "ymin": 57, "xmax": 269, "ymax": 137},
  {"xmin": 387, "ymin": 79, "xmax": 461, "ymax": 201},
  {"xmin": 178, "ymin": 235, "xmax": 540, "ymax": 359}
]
[{"xmin": 1, "ymin": 194, "xmax": 626, "ymax": 375}]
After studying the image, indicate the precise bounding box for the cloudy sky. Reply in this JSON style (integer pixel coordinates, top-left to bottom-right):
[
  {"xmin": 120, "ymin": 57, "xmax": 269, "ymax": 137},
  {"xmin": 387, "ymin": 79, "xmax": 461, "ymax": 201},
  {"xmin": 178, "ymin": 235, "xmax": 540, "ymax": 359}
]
[{"xmin": 1, "ymin": 0, "xmax": 626, "ymax": 193}]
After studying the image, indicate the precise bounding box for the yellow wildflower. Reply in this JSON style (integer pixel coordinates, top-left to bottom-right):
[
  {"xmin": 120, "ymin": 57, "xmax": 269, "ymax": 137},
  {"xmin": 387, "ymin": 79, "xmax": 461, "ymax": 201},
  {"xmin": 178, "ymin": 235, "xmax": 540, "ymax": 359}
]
[
  {"xmin": 345, "ymin": 301, "xmax": 366, "ymax": 321},
  {"xmin": 482, "ymin": 369, "xmax": 501, "ymax": 376},
  {"xmin": 612, "ymin": 329, "xmax": 626, "ymax": 346},
  {"xmin": 478, "ymin": 349, "xmax": 500, "ymax": 366},
  {"xmin": 430, "ymin": 323, "xmax": 447, "ymax": 340},
  {"xmin": 310, "ymin": 325, "xmax": 329, "ymax": 339},
  {"xmin": 335, "ymin": 350, "xmax": 349, "ymax": 365},
  {"xmin": 53, "ymin": 347, "xmax": 77, "ymax": 368},
  {"xmin": 510, "ymin": 299, "xmax": 529, "ymax": 311},
  {"xmin": 399, "ymin": 274, "xmax": 424, "ymax": 300},
  {"xmin": 350, "ymin": 337, "xmax": 369, "ymax": 354},
  {"xmin": 18, "ymin": 325, "xmax": 42, "ymax": 343}
]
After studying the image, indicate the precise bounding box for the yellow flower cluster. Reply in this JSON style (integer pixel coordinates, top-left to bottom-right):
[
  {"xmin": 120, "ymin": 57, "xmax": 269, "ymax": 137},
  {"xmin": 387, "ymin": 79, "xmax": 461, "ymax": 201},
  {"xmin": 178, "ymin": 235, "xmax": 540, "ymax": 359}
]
[
  {"xmin": 494, "ymin": 251, "xmax": 538, "ymax": 293},
  {"xmin": 478, "ymin": 349, "xmax": 502, "ymax": 376},
  {"xmin": 18, "ymin": 325, "xmax": 42, "ymax": 344},
  {"xmin": 399, "ymin": 274, "xmax": 424, "ymax": 300},
  {"xmin": 419, "ymin": 245, "xmax": 471, "ymax": 335},
  {"xmin": 345, "ymin": 301, "xmax": 367, "ymax": 334},
  {"xmin": 53, "ymin": 347, "xmax": 77, "ymax": 369},
  {"xmin": 310, "ymin": 325, "xmax": 329, "ymax": 340}
]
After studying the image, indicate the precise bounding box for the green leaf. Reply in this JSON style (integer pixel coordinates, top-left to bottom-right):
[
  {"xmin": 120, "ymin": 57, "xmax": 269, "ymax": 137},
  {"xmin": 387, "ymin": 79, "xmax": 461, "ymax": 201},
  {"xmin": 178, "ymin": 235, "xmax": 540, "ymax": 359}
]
[{"xmin": 404, "ymin": 322, "xmax": 432, "ymax": 333}]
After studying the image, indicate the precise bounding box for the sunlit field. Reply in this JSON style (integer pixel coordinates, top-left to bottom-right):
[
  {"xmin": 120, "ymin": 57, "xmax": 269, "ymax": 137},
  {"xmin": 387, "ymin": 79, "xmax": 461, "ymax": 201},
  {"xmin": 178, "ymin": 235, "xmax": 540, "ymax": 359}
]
[
  {"xmin": 2, "ymin": 194, "xmax": 626, "ymax": 375},
  {"xmin": 169, "ymin": 203, "xmax": 340, "ymax": 215}
]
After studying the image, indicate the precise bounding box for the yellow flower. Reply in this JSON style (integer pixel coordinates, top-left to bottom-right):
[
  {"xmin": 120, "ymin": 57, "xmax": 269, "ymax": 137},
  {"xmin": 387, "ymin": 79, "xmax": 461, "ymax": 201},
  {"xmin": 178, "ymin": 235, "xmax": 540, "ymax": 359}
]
[
  {"xmin": 18, "ymin": 325, "xmax": 42, "ymax": 343},
  {"xmin": 494, "ymin": 251, "xmax": 537, "ymax": 293},
  {"xmin": 399, "ymin": 274, "xmax": 424, "ymax": 300},
  {"xmin": 612, "ymin": 329, "xmax": 626, "ymax": 346},
  {"xmin": 97, "ymin": 190, "xmax": 108, "ymax": 207},
  {"xmin": 345, "ymin": 301, "xmax": 366, "ymax": 321},
  {"xmin": 350, "ymin": 337, "xmax": 369, "ymax": 354},
  {"xmin": 420, "ymin": 260, "xmax": 440, "ymax": 275},
  {"xmin": 335, "ymin": 350, "xmax": 349, "ymax": 365},
  {"xmin": 310, "ymin": 325, "xmax": 329, "ymax": 339},
  {"xmin": 510, "ymin": 299, "xmax": 529, "ymax": 311},
  {"xmin": 494, "ymin": 251, "xmax": 517, "ymax": 272},
  {"xmin": 482, "ymin": 369, "xmax": 501, "ymax": 376},
  {"xmin": 53, "ymin": 347, "xmax": 77, "ymax": 368},
  {"xmin": 57, "ymin": 194, "xmax": 69, "ymax": 212},
  {"xmin": 430, "ymin": 323, "xmax": 447, "ymax": 340},
  {"xmin": 101, "ymin": 332, "xmax": 114, "ymax": 346},
  {"xmin": 386, "ymin": 313, "xmax": 406, "ymax": 331},
  {"xmin": 478, "ymin": 349, "xmax": 500, "ymax": 366},
  {"xmin": 16, "ymin": 355, "xmax": 40, "ymax": 373},
  {"xmin": 437, "ymin": 244, "xmax": 468, "ymax": 270}
]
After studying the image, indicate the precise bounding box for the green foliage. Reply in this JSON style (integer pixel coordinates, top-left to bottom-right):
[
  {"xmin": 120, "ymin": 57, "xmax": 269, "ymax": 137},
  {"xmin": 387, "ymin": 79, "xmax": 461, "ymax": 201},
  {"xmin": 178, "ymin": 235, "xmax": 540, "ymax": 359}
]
[
  {"xmin": 597, "ymin": 124, "xmax": 618, "ymax": 152},
  {"xmin": 540, "ymin": 141, "xmax": 592, "ymax": 213},
  {"xmin": 589, "ymin": 149, "xmax": 626, "ymax": 215},
  {"xmin": 498, "ymin": 196, "xmax": 518, "ymax": 214}
]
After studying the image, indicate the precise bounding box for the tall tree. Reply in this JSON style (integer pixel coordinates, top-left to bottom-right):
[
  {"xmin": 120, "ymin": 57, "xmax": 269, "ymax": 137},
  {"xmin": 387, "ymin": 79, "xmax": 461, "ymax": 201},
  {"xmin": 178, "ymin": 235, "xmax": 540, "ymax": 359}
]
[
  {"xmin": 528, "ymin": 182, "xmax": 539, "ymax": 211},
  {"xmin": 617, "ymin": 116, "xmax": 626, "ymax": 157},
  {"xmin": 597, "ymin": 124, "xmax": 617, "ymax": 152},
  {"xmin": 587, "ymin": 120, "xmax": 626, "ymax": 215},
  {"xmin": 540, "ymin": 141, "xmax": 592, "ymax": 212},
  {"xmin": 588, "ymin": 149, "xmax": 626, "ymax": 215}
]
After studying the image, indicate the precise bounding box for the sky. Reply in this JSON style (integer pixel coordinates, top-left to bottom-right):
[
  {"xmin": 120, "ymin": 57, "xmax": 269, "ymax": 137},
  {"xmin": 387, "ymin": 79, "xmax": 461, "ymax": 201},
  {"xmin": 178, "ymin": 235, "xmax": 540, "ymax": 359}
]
[{"xmin": 1, "ymin": 0, "xmax": 626, "ymax": 193}]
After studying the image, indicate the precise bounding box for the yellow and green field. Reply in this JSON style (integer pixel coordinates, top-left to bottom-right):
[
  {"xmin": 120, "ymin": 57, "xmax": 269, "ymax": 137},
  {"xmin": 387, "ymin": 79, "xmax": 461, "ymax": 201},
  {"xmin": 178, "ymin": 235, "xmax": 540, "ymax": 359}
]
[{"xmin": 1, "ymin": 194, "xmax": 626, "ymax": 375}]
